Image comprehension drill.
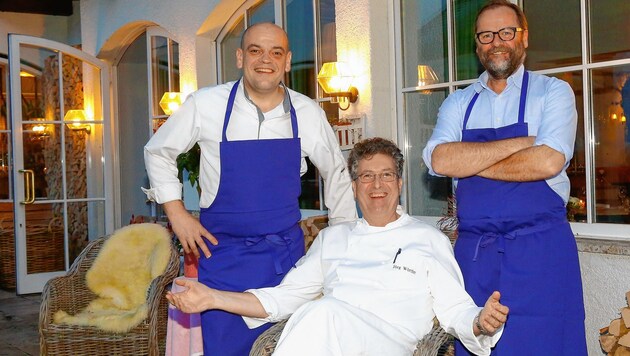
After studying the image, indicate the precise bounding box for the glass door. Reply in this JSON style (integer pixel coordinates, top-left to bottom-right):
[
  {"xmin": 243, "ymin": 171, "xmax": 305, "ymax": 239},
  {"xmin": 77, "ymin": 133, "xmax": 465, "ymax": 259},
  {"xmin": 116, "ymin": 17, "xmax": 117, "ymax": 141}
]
[{"xmin": 8, "ymin": 35, "xmax": 113, "ymax": 294}]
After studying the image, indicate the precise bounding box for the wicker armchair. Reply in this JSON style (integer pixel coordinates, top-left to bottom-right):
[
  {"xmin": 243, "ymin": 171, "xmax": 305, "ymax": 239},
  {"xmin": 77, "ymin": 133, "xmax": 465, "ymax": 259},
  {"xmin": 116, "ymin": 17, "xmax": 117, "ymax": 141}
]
[
  {"xmin": 39, "ymin": 234, "xmax": 180, "ymax": 356},
  {"xmin": 251, "ymin": 215, "xmax": 456, "ymax": 356},
  {"xmin": 249, "ymin": 318, "xmax": 453, "ymax": 356}
]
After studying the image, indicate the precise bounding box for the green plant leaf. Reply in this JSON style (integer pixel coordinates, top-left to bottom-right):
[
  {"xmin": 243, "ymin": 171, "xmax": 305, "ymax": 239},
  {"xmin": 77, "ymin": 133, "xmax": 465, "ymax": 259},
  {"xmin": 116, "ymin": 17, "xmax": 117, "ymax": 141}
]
[{"xmin": 176, "ymin": 143, "xmax": 201, "ymax": 192}]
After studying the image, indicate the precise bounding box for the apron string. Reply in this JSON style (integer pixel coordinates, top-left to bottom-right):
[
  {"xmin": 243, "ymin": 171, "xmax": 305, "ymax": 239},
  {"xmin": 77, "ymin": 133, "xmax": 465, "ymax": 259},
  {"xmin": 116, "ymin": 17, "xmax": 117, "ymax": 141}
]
[
  {"xmin": 472, "ymin": 219, "xmax": 562, "ymax": 262},
  {"xmin": 245, "ymin": 233, "xmax": 296, "ymax": 275}
]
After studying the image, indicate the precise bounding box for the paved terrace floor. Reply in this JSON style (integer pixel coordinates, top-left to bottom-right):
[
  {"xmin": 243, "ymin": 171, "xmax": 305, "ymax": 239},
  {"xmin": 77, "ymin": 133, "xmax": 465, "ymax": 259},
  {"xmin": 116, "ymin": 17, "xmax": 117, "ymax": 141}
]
[{"xmin": 0, "ymin": 289, "xmax": 40, "ymax": 356}]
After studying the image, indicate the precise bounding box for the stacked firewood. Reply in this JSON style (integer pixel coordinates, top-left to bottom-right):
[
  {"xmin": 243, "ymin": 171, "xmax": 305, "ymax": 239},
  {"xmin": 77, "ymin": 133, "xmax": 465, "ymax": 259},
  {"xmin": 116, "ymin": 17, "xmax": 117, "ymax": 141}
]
[{"xmin": 600, "ymin": 291, "xmax": 630, "ymax": 355}]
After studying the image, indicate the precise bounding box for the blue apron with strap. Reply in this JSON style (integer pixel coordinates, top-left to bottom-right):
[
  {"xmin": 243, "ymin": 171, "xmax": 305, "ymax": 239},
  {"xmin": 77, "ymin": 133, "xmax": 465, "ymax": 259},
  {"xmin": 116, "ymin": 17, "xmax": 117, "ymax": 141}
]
[
  {"xmin": 453, "ymin": 71, "xmax": 587, "ymax": 355},
  {"xmin": 198, "ymin": 80, "xmax": 305, "ymax": 356}
]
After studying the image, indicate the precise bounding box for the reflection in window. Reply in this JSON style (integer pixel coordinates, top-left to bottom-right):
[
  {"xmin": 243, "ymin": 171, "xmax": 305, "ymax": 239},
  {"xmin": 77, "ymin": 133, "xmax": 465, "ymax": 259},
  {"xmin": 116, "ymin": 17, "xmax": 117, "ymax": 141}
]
[
  {"xmin": 401, "ymin": 0, "xmax": 449, "ymax": 87},
  {"xmin": 151, "ymin": 35, "xmax": 179, "ymax": 131},
  {"xmin": 220, "ymin": 17, "xmax": 245, "ymax": 83},
  {"xmin": 523, "ymin": 0, "xmax": 581, "ymax": 70},
  {"xmin": 453, "ymin": 0, "xmax": 484, "ymax": 81},
  {"xmin": 591, "ymin": 66, "xmax": 630, "ymax": 223},
  {"xmin": 590, "ymin": 0, "xmax": 630, "ymax": 62}
]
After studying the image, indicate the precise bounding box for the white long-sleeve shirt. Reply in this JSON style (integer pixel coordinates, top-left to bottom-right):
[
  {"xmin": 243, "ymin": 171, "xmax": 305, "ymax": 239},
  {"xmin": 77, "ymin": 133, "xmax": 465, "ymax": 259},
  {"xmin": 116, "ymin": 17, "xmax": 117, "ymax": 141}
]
[
  {"xmin": 143, "ymin": 80, "xmax": 357, "ymax": 224},
  {"xmin": 246, "ymin": 213, "xmax": 502, "ymax": 355}
]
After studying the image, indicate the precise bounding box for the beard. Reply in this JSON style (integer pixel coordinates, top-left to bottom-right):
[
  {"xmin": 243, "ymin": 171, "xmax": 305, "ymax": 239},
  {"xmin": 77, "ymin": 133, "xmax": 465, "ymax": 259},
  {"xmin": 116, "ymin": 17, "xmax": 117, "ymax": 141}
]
[{"xmin": 479, "ymin": 42, "xmax": 526, "ymax": 79}]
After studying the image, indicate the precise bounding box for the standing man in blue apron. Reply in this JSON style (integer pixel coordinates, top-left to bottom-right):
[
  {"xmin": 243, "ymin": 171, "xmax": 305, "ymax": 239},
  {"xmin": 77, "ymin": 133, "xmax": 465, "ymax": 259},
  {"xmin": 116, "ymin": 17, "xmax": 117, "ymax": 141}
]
[
  {"xmin": 422, "ymin": 1, "xmax": 587, "ymax": 355},
  {"xmin": 144, "ymin": 22, "xmax": 357, "ymax": 355}
]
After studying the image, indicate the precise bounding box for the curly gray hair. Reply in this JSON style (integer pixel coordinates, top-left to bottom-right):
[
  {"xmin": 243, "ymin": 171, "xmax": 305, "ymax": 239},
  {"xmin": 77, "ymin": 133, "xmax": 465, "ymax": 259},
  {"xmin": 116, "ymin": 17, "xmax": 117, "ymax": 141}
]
[{"xmin": 347, "ymin": 137, "xmax": 404, "ymax": 181}]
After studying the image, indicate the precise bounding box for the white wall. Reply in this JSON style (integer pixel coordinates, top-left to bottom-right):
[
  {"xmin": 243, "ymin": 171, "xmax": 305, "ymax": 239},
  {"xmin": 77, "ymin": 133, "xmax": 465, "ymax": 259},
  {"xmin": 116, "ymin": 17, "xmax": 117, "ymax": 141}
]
[
  {"xmin": 0, "ymin": 11, "xmax": 75, "ymax": 58},
  {"xmin": 80, "ymin": 0, "xmax": 220, "ymax": 94},
  {"xmin": 335, "ymin": 0, "xmax": 397, "ymax": 141}
]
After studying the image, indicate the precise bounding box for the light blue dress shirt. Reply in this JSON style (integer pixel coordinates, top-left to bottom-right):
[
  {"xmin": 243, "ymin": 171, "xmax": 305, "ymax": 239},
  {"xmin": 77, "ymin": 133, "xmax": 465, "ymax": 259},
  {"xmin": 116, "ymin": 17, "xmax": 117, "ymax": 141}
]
[{"xmin": 422, "ymin": 65, "xmax": 577, "ymax": 204}]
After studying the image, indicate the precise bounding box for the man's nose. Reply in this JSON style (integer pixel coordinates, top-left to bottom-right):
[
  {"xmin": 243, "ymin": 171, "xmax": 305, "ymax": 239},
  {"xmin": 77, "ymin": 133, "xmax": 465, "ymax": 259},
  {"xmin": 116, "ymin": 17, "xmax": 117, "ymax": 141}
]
[{"xmin": 373, "ymin": 176, "xmax": 383, "ymax": 188}]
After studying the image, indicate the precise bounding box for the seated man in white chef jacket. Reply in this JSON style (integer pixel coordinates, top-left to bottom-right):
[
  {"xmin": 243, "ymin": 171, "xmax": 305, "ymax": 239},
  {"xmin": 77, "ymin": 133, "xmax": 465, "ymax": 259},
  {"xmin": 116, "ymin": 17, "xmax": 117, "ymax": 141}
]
[{"xmin": 167, "ymin": 137, "xmax": 509, "ymax": 356}]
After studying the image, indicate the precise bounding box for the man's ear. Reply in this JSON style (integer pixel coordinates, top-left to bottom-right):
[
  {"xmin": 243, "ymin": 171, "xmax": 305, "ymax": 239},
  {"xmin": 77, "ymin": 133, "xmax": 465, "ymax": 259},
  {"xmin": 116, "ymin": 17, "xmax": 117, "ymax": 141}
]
[
  {"xmin": 236, "ymin": 48, "xmax": 244, "ymax": 69},
  {"xmin": 285, "ymin": 51, "xmax": 292, "ymax": 73},
  {"xmin": 352, "ymin": 180, "xmax": 357, "ymax": 199}
]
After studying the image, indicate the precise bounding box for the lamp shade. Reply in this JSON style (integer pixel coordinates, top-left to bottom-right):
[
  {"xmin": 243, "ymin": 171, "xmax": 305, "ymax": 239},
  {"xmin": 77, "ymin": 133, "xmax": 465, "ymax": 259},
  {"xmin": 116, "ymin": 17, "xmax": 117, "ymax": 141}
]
[
  {"xmin": 159, "ymin": 92, "xmax": 183, "ymax": 116},
  {"xmin": 417, "ymin": 65, "xmax": 439, "ymax": 87},
  {"xmin": 317, "ymin": 62, "xmax": 354, "ymax": 94},
  {"xmin": 63, "ymin": 109, "xmax": 89, "ymax": 131}
]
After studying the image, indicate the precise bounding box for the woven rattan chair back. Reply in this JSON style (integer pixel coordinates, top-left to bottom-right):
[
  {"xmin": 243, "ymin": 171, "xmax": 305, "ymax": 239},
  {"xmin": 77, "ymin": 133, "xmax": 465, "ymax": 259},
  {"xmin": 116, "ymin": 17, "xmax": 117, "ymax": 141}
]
[{"xmin": 39, "ymin": 232, "xmax": 180, "ymax": 356}]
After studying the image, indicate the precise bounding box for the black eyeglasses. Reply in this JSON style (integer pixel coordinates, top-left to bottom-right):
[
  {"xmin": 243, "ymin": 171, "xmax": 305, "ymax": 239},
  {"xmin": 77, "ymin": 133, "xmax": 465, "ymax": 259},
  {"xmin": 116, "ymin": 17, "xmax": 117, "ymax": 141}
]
[
  {"xmin": 356, "ymin": 171, "xmax": 399, "ymax": 183},
  {"xmin": 475, "ymin": 27, "xmax": 524, "ymax": 44}
]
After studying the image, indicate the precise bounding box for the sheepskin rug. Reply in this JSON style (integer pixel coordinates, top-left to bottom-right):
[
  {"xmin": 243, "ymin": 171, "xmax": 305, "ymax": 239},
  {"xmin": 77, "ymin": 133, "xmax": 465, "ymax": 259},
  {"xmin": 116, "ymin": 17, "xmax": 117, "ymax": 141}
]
[{"xmin": 53, "ymin": 223, "xmax": 172, "ymax": 333}]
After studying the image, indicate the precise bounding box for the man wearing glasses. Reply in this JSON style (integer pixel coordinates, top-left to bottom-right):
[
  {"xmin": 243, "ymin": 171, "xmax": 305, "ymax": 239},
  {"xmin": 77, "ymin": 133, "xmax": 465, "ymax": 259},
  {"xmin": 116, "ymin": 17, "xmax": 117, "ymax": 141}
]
[
  {"xmin": 168, "ymin": 137, "xmax": 509, "ymax": 356},
  {"xmin": 422, "ymin": 0, "xmax": 587, "ymax": 355}
]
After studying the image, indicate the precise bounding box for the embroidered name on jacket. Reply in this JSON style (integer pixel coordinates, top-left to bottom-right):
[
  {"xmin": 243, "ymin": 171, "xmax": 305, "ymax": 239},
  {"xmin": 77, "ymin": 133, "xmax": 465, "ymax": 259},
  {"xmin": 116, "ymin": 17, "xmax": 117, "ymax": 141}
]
[{"xmin": 392, "ymin": 264, "xmax": 416, "ymax": 274}]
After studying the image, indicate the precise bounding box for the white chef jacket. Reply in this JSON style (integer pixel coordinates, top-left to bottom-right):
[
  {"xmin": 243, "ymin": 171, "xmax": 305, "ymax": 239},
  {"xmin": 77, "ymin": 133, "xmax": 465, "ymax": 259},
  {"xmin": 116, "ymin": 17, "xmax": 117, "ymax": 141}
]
[
  {"xmin": 246, "ymin": 212, "xmax": 502, "ymax": 355},
  {"xmin": 143, "ymin": 80, "xmax": 356, "ymax": 224}
]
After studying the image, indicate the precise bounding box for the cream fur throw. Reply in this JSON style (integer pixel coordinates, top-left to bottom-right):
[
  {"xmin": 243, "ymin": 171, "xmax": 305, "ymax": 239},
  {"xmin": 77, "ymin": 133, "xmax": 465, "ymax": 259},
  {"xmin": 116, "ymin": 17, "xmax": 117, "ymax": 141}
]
[{"xmin": 53, "ymin": 223, "xmax": 172, "ymax": 333}]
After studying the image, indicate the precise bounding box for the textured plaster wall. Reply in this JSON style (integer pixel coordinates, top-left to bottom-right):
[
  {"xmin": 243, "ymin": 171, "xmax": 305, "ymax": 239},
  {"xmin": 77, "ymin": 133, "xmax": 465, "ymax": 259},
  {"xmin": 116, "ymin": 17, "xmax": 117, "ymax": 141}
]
[
  {"xmin": 579, "ymin": 250, "xmax": 630, "ymax": 355},
  {"xmin": 336, "ymin": 0, "xmax": 397, "ymax": 141},
  {"xmin": 80, "ymin": 0, "xmax": 220, "ymax": 94},
  {"xmin": 0, "ymin": 12, "xmax": 74, "ymax": 63}
]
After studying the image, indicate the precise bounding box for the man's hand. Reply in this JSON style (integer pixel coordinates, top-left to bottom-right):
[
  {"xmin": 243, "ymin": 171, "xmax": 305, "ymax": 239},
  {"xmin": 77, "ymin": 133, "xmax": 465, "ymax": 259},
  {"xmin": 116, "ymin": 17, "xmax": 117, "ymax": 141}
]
[
  {"xmin": 167, "ymin": 278, "xmax": 267, "ymax": 317},
  {"xmin": 167, "ymin": 278, "xmax": 216, "ymax": 313},
  {"xmin": 474, "ymin": 291, "xmax": 509, "ymax": 336},
  {"xmin": 163, "ymin": 200, "xmax": 218, "ymax": 258}
]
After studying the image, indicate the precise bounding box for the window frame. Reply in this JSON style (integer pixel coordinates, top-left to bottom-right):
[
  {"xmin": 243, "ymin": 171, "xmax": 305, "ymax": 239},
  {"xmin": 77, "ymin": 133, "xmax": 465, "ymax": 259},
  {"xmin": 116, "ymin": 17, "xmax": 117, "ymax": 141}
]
[{"xmin": 394, "ymin": 0, "xmax": 630, "ymax": 239}]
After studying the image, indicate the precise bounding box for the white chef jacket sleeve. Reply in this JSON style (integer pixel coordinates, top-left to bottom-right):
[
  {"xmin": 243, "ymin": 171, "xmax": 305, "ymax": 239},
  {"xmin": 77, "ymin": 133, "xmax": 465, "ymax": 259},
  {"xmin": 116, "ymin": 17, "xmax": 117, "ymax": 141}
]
[
  {"xmin": 143, "ymin": 93, "xmax": 201, "ymax": 204},
  {"xmin": 427, "ymin": 236, "xmax": 503, "ymax": 356},
  {"xmin": 297, "ymin": 98, "xmax": 357, "ymax": 225},
  {"xmin": 242, "ymin": 230, "xmax": 327, "ymax": 328}
]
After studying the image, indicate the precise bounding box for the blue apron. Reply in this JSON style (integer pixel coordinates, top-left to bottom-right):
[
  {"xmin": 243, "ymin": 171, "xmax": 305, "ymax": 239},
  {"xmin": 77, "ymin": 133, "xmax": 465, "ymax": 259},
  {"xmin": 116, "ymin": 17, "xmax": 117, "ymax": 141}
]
[
  {"xmin": 198, "ymin": 80, "xmax": 305, "ymax": 356},
  {"xmin": 454, "ymin": 72, "xmax": 587, "ymax": 355}
]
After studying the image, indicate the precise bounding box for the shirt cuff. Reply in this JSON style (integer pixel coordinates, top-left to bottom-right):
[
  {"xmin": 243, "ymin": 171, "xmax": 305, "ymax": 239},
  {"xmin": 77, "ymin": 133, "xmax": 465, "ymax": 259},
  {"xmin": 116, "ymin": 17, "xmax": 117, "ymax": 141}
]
[
  {"xmin": 241, "ymin": 289, "xmax": 279, "ymax": 329},
  {"xmin": 141, "ymin": 183, "xmax": 183, "ymax": 204},
  {"xmin": 454, "ymin": 307, "xmax": 504, "ymax": 356}
]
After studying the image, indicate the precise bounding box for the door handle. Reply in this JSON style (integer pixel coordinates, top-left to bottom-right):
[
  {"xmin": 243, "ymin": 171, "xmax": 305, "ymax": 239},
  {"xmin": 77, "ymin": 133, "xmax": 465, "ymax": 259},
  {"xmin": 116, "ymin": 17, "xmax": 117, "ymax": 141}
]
[{"xmin": 19, "ymin": 169, "xmax": 35, "ymax": 204}]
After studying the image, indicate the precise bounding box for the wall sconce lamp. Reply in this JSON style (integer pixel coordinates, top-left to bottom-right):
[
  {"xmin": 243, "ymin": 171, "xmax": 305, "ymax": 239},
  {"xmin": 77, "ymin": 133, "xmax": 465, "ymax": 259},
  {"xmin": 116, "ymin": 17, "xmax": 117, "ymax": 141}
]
[
  {"xmin": 417, "ymin": 65, "xmax": 439, "ymax": 94},
  {"xmin": 32, "ymin": 124, "xmax": 49, "ymax": 136},
  {"xmin": 317, "ymin": 62, "xmax": 358, "ymax": 110},
  {"xmin": 63, "ymin": 109, "xmax": 91, "ymax": 133},
  {"xmin": 159, "ymin": 92, "xmax": 183, "ymax": 116}
]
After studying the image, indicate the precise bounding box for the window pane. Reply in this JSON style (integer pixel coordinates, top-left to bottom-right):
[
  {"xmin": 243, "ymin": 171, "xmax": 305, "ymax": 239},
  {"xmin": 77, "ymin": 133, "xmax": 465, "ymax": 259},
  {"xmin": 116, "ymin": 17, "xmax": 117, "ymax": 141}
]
[
  {"xmin": 548, "ymin": 71, "xmax": 586, "ymax": 222},
  {"xmin": 318, "ymin": 0, "xmax": 337, "ymax": 64},
  {"xmin": 404, "ymin": 89, "xmax": 452, "ymax": 216},
  {"xmin": 591, "ymin": 66, "xmax": 630, "ymax": 223},
  {"xmin": 523, "ymin": 0, "xmax": 581, "ymax": 70},
  {"xmin": 453, "ymin": 0, "xmax": 484, "ymax": 81},
  {"xmin": 401, "ymin": 0, "xmax": 449, "ymax": 87},
  {"xmin": 286, "ymin": 0, "xmax": 315, "ymax": 97},
  {"xmin": 247, "ymin": 0, "xmax": 274, "ymax": 26},
  {"xmin": 590, "ymin": 0, "xmax": 630, "ymax": 62},
  {"xmin": 221, "ymin": 16, "xmax": 245, "ymax": 83},
  {"xmin": 151, "ymin": 36, "xmax": 169, "ymax": 116},
  {"xmin": 171, "ymin": 41, "xmax": 180, "ymax": 92}
]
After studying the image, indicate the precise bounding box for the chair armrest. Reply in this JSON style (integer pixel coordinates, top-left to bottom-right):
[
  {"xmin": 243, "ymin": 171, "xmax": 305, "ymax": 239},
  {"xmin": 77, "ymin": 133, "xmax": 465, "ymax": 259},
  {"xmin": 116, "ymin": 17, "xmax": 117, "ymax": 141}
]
[
  {"xmin": 413, "ymin": 321, "xmax": 453, "ymax": 356},
  {"xmin": 39, "ymin": 273, "xmax": 96, "ymax": 331},
  {"xmin": 249, "ymin": 319, "xmax": 288, "ymax": 356}
]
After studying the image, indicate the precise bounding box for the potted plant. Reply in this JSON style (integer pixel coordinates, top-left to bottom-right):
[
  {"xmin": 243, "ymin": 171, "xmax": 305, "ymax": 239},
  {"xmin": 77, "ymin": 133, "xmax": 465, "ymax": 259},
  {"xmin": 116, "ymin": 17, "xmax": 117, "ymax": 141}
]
[
  {"xmin": 175, "ymin": 143, "xmax": 202, "ymax": 277},
  {"xmin": 176, "ymin": 143, "xmax": 201, "ymax": 196}
]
